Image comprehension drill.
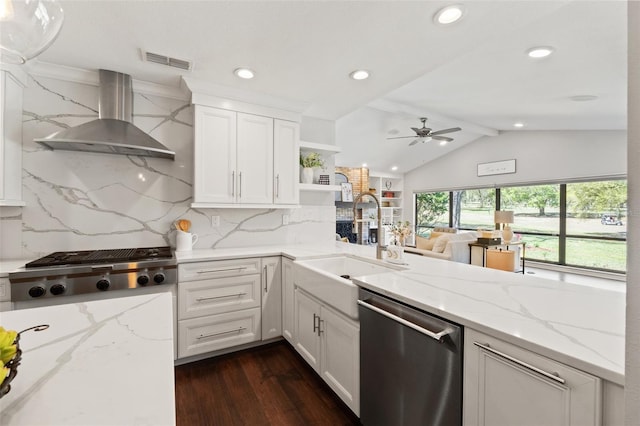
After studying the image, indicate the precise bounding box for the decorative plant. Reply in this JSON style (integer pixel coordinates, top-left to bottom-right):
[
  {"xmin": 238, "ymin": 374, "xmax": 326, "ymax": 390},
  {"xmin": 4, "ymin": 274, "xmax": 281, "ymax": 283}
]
[
  {"xmin": 391, "ymin": 221, "xmax": 413, "ymax": 245},
  {"xmin": 300, "ymin": 152, "xmax": 324, "ymax": 169}
]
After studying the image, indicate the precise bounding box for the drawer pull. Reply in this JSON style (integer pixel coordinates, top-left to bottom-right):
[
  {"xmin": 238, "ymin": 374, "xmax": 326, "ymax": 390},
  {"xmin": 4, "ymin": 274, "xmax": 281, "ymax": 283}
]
[
  {"xmin": 196, "ymin": 292, "xmax": 247, "ymax": 302},
  {"xmin": 197, "ymin": 327, "xmax": 247, "ymax": 340},
  {"xmin": 474, "ymin": 342, "xmax": 566, "ymax": 384},
  {"xmin": 196, "ymin": 266, "xmax": 248, "ymax": 274}
]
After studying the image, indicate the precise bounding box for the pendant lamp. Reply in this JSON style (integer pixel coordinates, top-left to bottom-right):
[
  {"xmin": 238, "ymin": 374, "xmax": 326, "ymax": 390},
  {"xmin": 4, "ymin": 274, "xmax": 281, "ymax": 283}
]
[{"xmin": 0, "ymin": 0, "xmax": 64, "ymax": 64}]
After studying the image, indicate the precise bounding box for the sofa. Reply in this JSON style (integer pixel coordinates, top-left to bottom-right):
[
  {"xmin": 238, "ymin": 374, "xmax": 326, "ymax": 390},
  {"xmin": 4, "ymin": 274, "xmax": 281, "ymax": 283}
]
[{"xmin": 404, "ymin": 229, "xmax": 477, "ymax": 263}]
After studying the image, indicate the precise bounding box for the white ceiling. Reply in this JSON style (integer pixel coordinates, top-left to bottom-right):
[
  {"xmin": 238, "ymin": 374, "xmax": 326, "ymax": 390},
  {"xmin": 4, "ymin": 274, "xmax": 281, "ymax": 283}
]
[{"xmin": 25, "ymin": 0, "xmax": 627, "ymax": 174}]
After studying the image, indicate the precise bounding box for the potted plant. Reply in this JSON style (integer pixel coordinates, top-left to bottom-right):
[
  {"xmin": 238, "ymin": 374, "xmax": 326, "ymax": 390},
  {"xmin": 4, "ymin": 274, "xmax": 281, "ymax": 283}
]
[{"xmin": 299, "ymin": 152, "xmax": 324, "ymax": 184}]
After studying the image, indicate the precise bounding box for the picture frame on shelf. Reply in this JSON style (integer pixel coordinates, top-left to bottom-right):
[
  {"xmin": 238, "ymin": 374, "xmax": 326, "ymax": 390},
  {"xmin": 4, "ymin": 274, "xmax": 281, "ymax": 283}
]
[{"xmin": 341, "ymin": 182, "xmax": 353, "ymax": 202}]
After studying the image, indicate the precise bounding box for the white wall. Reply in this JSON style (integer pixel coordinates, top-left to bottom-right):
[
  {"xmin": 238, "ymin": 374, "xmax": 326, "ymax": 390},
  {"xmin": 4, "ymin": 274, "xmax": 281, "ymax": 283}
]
[
  {"xmin": 0, "ymin": 72, "xmax": 335, "ymax": 260},
  {"xmin": 626, "ymin": 1, "xmax": 639, "ymax": 422},
  {"xmin": 402, "ymin": 130, "xmax": 627, "ymax": 213}
]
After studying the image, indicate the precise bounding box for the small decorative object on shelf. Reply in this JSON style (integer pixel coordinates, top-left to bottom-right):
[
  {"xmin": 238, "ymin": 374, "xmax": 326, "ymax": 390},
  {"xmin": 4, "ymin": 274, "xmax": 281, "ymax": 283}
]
[
  {"xmin": 0, "ymin": 324, "xmax": 50, "ymax": 399},
  {"xmin": 318, "ymin": 174, "xmax": 330, "ymax": 185},
  {"xmin": 385, "ymin": 180, "xmax": 393, "ymax": 190},
  {"xmin": 300, "ymin": 152, "xmax": 325, "ymax": 184}
]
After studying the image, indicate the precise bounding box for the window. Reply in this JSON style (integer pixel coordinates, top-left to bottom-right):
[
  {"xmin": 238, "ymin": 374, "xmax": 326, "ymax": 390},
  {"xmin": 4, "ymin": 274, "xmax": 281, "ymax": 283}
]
[
  {"xmin": 415, "ymin": 192, "xmax": 449, "ymax": 237},
  {"xmin": 501, "ymin": 184, "xmax": 560, "ymax": 263},
  {"xmin": 414, "ymin": 178, "xmax": 627, "ymax": 273}
]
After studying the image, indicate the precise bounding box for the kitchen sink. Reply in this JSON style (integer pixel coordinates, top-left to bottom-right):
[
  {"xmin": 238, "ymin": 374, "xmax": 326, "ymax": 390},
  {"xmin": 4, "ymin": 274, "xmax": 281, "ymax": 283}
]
[{"xmin": 293, "ymin": 256, "xmax": 403, "ymax": 319}]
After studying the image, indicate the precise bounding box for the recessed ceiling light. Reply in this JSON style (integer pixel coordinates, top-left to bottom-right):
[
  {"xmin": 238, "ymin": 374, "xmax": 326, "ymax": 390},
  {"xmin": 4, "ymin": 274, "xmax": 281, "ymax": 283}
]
[
  {"xmin": 234, "ymin": 68, "xmax": 255, "ymax": 79},
  {"xmin": 362, "ymin": 163, "xmax": 368, "ymax": 168},
  {"xmin": 391, "ymin": 166, "xmax": 398, "ymax": 171},
  {"xmin": 513, "ymin": 122, "xmax": 525, "ymax": 128},
  {"xmin": 570, "ymin": 95, "xmax": 598, "ymax": 102},
  {"xmin": 526, "ymin": 46, "xmax": 554, "ymax": 58},
  {"xmin": 349, "ymin": 70, "xmax": 369, "ymax": 80},
  {"xmin": 434, "ymin": 5, "xmax": 465, "ymax": 25},
  {"xmin": 439, "ymin": 141, "xmax": 448, "ymax": 146}
]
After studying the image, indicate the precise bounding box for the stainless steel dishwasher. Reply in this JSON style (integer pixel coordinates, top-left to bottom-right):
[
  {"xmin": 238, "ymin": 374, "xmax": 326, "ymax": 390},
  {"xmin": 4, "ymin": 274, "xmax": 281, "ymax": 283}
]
[{"xmin": 358, "ymin": 288, "xmax": 463, "ymax": 426}]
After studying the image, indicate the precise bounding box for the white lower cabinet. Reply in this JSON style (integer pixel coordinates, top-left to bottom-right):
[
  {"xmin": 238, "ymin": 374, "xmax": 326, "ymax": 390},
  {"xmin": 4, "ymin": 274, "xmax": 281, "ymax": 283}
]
[
  {"xmin": 464, "ymin": 328, "xmax": 602, "ymax": 426},
  {"xmin": 281, "ymin": 257, "xmax": 295, "ymax": 343},
  {"xmin": 177, "ymin": 256, "xmax": 284, "ymax": 359},
  {"xmin": 261, "ymin": 256, "xmax": 282, "ymax": 340},
  {"xmin": 294, "ymin": 288, "xmax": 360, "ymax": 416}
]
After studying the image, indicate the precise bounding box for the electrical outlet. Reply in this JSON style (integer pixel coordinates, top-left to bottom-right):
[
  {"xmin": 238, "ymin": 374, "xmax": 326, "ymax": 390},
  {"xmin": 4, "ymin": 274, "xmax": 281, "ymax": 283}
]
[
  {"xmin": 211, "ymin": 215, "xmax": 220, "ymax": 227},
  {"xmin": 282, "ymin": 215, "xmax": 289, "ymax": 225}
]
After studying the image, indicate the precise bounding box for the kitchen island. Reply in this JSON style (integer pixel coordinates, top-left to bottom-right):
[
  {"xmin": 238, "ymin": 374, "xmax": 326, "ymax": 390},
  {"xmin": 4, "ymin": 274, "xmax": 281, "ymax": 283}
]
[{"xmin": 0, "ymin": 292, "xmax": 175, "ymax": 425}]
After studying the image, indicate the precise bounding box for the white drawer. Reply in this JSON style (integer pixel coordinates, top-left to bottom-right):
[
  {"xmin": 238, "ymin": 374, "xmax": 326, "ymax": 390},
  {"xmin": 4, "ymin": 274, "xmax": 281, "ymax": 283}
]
[
  {"xmin": 178, "ymin": 274, "xmax": 261, "ymax": 320},
  {"xmin": 177, "ymin": 308, "xmax": 261, "ymax": 358},
  {"xmin": 179, "ymin": 258, "xmax": 262, "ymax": 282}
]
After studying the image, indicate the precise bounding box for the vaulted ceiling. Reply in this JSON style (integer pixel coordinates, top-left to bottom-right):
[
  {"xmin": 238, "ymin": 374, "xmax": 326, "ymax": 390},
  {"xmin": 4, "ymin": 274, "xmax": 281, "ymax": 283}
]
[{"xmin": 27, "ymin": 0, "xmax": 627, "ymax": 173}]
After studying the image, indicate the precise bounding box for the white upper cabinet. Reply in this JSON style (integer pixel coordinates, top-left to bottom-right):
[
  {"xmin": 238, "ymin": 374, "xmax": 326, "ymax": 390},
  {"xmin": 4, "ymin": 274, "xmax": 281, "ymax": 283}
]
[
  {"xmin": 273, "ymin": 120, "xmax": 300, "ymax": 205},
  {"xmin": 186, "ymin": 81, "xmax": 302, "ymax": 209},
  {"xmin": 193, "ymin": 106, "xmax": 237, "ymax": 204},
  {"xmin": 0, "ymin": 68, "xmax": 26, "ymax": 206},
  {"xmin": 236, "ymin": 112, "xmax": 274, "ymax": 204}
]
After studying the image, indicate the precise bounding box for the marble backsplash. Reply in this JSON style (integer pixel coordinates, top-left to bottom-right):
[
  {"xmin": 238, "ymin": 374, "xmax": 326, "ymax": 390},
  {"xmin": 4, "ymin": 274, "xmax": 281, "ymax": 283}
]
[{"xmin": 0, "ymin": 73, "xmax": 335, "ymax": 260}]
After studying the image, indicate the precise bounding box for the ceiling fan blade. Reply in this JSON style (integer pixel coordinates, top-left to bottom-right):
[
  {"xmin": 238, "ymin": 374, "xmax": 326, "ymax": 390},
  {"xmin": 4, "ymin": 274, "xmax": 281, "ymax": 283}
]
[
  {"xmin": 429, "ymin": 127, "xmax": 462, "ymax": 136},
  {"xmin": 387, "ymin": 136, "xmax": 418, "ymax": 140},
  {"xmin": 409, "ymin": 139, "xmax": 421, "ymax": 146},
  {"xmin": 432, "ymin": 136, "xmax": 453, "ymax": 142}
]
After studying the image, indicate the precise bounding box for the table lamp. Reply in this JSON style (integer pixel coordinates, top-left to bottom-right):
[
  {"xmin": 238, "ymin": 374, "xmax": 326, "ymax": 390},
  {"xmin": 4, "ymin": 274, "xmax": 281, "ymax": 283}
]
[{"xmin": 494, "ymin": 210, "xmax": 514, "ymax": 243}]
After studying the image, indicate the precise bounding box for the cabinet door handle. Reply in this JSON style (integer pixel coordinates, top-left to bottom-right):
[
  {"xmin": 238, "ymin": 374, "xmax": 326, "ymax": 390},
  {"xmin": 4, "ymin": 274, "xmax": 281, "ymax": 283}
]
[
  {"xmin": 231, "ymin": 171, "xmax": 235, "ymax": 197},
  {"xmin": 276, "ymin": 174, "xmax": 280, "ymax": 198},
  {"xmin": 239, "ymin": 171, "xmax": 242, "ymax": 198},
  {"xmin": 263, "ymin": 265, "xmax": 268, "ymax": 292},
  {"xmin": 197, "ymin": 327, "xmax": 246, "ymax": 340},
  {"xmin": 473, "ymin": 342, "xmax": 566, "ymax": 384},
  {"xmin": 196, "ymin": 292, "xmax": 247, "ymax": 302},
  {"xmin": 318, "ymin": 319, "xmax": 324, "ymax": 335},
  {"xmin": 313, "ymin": 313, "xmax": 319, "ymax": 334},
  {"xmin": 196, "ymin": 266, "xmax": 247, "ymax": 274}
]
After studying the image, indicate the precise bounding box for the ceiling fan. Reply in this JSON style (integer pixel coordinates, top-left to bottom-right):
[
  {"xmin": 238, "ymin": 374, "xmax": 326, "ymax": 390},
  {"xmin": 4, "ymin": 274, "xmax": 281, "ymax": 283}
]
[{"xmin": 387, "ymin": 117, "xmax": 462, "ymax": 146}]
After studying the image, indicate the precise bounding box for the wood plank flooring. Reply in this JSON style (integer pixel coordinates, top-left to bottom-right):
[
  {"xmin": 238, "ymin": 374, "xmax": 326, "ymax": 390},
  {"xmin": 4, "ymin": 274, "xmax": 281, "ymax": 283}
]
[{"xmin": 174, "ymin": 341, "xmax": 361, "ymax": 426}]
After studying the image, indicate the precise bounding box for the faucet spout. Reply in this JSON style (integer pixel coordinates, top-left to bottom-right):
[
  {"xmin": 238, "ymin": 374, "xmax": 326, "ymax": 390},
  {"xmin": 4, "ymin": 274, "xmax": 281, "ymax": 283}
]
[{"xmin": 352, "ymin": 191, "xmax": 386, "ymax": 260}]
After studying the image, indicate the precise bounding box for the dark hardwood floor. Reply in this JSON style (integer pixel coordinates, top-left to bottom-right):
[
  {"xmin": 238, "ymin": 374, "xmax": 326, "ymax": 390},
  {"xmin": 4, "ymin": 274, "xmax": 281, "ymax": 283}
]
[{"xmin": 175, "ymin": 341, "xmax": 361, "ymax": 426}]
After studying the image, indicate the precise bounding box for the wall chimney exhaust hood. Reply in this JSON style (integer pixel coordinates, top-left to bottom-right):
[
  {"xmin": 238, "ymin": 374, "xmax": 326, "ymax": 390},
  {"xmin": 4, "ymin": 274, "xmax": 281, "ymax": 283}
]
[{"xmin": 35, "ymin": 69, "xmax": 175, "ymax": 160}]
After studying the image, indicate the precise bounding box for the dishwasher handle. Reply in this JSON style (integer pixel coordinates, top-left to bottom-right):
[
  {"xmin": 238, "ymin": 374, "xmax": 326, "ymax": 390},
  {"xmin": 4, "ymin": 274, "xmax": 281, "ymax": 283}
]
[{"xmin": 358, "ymin": 299, "xmax": 454, "ymax": 342}]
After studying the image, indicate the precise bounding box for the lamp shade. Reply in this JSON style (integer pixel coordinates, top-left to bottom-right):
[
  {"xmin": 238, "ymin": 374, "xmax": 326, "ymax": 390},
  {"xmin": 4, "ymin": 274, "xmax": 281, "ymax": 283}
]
[
  {"xmin": 0, "ymin": 0, "xmax": 64, "ymax": 64},
  {"xmin": 494, "ymin": 210, "xmax": 514, "ymax": 224}
]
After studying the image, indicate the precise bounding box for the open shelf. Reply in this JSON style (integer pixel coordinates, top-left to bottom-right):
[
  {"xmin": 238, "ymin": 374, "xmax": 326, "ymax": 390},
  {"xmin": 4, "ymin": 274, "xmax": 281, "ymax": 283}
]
[
  {"xmin": 300, "ymin": 183, "xmax": 341, "ymax": 192},
  {"xmin": 300, "ymin": 140, "xmax": 341, "ymax": 154}
]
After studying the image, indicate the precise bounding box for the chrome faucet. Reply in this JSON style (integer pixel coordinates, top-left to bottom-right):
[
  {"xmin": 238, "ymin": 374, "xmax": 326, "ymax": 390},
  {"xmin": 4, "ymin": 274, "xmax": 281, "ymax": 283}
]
[{"xmin": 352, "ymin": 191, "xmax": 386, "ymax": 259}]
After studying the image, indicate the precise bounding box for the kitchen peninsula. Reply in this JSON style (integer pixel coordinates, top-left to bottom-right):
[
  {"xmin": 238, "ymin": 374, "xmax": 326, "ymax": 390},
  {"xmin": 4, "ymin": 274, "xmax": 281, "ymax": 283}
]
[{"xmin": 0, "ymin": 293, "xmax": 175, "ymax": 426}]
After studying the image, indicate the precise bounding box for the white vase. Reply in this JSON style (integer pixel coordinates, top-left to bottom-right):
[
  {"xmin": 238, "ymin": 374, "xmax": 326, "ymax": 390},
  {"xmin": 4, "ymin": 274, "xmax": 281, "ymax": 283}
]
[{"xmin": 301, "ymin": 167, "xmax": 314, "ymax": 184}]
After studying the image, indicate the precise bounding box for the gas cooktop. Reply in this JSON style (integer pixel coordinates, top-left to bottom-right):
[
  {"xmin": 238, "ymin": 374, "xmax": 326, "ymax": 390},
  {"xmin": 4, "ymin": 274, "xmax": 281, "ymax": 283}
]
[{"xmin": 25, "ymin": 246, "xmax": 173, "ymax": 268}]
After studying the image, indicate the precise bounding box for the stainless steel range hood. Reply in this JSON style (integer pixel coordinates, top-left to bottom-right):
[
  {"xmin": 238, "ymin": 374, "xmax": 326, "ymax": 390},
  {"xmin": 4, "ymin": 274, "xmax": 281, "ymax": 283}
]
[{"xmin": 35, "ymin": 70, "xmax": 175, "ymax": 160}]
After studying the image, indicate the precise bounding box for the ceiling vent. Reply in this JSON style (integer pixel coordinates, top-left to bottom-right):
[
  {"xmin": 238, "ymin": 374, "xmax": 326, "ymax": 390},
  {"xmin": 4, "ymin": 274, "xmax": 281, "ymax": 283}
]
[{"xmin": 142, "ymin": 50, "xmax": 193, "ymax": 71}]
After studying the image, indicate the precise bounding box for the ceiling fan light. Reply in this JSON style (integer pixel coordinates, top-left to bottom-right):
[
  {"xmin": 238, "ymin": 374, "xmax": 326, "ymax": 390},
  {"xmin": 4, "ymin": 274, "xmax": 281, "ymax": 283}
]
[
  {"xmin": 434, "ymin": 5, "xmax": 465, "ymax": 25},
  {"xmin": 349, "ymin": 70, "xmax": 369, "ymax": 80},
  {"xmin": 526, "ymin": 46, "xmax": 554, "ymax": 58},
  {"xmin": 423, "ymin": 136, "xmax": 433, "ymax": 143}
]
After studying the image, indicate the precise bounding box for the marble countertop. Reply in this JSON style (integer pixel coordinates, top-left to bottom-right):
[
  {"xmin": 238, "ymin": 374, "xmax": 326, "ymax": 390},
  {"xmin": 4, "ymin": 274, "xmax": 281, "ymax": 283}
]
[
  {"xmin": 1, "ymin": 242, "xmax": 625, "ymax": 385},
  {"xmin": 176, "ymin": 242, "xmax": 625, "ymax": 384},
  {"xmin": 0, "ymin": 292, "xmax": 175, "ymax": 425}
]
